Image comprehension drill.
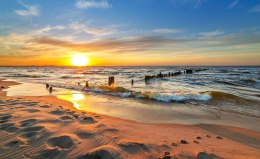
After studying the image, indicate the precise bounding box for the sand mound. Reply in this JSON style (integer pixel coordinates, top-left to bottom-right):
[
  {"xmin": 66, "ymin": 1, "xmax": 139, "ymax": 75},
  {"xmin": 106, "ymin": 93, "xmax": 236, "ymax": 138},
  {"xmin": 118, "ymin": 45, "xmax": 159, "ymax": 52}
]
[
  {"xmin": 76, "ymin": 131, "xmax": 95, "ymax": 139},
  {"xmin": 20, "ymin": 119, "xmax": 37, "ymax": 127},
  {"xmin": 47, "ymin": 135, "xmax": 74, "ymax": 149},
  {"xmin": 101, "ymin": 128, "xmax": 119, "ymax": 134},
  {"xmin": 118, "ymin": 142, "xmax": 149, "ymax": 153},
  {"xmin": 76, "ymin": 146, "xmax": 121, "ymax": 159}
]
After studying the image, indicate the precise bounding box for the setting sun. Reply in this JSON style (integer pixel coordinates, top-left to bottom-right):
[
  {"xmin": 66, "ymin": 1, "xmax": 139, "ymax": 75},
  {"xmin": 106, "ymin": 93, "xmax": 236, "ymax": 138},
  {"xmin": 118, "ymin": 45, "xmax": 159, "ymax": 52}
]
[{"xmin": 71, "ymin": 55, "xmax": 89, "ymax": 66}]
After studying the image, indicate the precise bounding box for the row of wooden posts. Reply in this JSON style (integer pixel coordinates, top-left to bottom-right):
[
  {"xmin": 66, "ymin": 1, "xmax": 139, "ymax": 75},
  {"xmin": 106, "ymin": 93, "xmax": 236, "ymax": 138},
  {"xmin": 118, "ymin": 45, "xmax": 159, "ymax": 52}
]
[
  {"xmin": 46, "ymin": 69, "xmax": 207, "ymax": 91},
  {"xmin": 145, "ymin": 69, "xmax": 207, "ymax": 81}
]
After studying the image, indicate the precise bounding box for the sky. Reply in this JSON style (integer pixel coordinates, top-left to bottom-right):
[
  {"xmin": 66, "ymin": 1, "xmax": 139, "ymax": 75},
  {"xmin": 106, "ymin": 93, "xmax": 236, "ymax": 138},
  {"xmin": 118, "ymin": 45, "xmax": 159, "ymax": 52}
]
[{"xmin": 0, "ymin": 0, "xmax": 260, "ymax": 66}]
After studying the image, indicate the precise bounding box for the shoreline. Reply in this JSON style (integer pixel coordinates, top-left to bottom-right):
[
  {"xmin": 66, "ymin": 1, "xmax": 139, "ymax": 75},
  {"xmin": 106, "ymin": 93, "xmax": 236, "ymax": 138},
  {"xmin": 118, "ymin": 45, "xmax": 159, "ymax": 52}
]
[{"xmin": 0, "ymin": 79, "xmax": 259, "ymax": 159}]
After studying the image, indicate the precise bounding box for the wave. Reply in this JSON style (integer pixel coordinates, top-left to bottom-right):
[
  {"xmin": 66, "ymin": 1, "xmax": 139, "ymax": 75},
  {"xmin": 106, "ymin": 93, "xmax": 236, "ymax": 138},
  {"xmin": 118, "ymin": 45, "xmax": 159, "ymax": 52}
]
[
  {"xmin": 48, "ymin": 83, "xmax": 212, "ymax": 103},
  {"xmin": 4, "ymin": 74, "xmax": 49, "ymax": 78},
  {"xmin": 61, "ymin": 75, "xmax": 83, "ymax": 79}
]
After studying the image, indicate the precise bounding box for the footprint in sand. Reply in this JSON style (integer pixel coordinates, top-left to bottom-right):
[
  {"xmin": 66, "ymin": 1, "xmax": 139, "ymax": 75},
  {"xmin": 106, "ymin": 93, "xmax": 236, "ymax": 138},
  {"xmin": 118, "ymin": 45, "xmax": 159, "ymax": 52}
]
[
  {"xmin": 118, "ymin": 142, "xmax": 150, "ymax": 153},
  {"xmin": 49, "ymin": 110, "xmax": 65, "ymax": 116},
  {"xmin": 20, "ymin": 119, "xmax": 37, "ymax": 127},
  {"xmin": 0, "ymin": 114, "xmax": 12, "ymax": 123},
  {"xmin": 60, "ymin": 115, "xmax": 73, "ymax": 121},
  {"xmin": 21, "ymin": 126, "xmax": 45, "ymax": 132},
  {"xmin": 22, "ymin": 109, "xmax": 40, "ymax": 113},
  {"xmin": 20, "ymin": 126, "xmax": 45, "ymax": 139},
  {"xmin": 4, "ymin": 139, "xmax": 26, "ymax": 148},
  {"xmin": 40, "ymin": 105, "xmax": 51, "ymax": 108},
  {"xmin": 20, "ymin": 131, "xmax": 38, "ymax": 139},
  {"xmin": 24, "ymin": 148, "xmax": 63, "ymax": 159},
  {"xmin": 0, "ymin": 114, "xmax": 12, "ymax": 120},
  {"xmin": 47, "ymin": 135, "xmax": 74, "ymax": 149},
  {"xmin": 76, "ymin": 131, "xmax": 95, "ymax": 139},
  {"xmin": 80, "ymin": 116, "xmax": 96, "ymax": 124},
  {"xmin": 197, "ymin": 152, "xmax": 218, "ymax": 159},
  {"xmin": 76, "ymin": 147, "xmax": 120, "ymax": 159},
  {"xmin": 0, "ymin": 123, "xmax": 19, "ymax": 132}
]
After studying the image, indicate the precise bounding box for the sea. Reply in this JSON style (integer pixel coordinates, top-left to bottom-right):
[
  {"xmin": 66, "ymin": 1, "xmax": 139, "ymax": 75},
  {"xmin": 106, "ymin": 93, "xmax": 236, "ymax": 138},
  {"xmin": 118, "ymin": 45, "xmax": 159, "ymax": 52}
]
[{"xmin": 0, "ymin": 66, "xmax": 260, "ymax": 130}]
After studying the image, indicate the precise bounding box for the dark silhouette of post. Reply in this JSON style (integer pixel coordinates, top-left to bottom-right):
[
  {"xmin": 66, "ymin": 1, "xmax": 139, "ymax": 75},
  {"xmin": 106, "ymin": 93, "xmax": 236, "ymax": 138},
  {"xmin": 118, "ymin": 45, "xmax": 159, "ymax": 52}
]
[
  {"xmin": 85, "ymin": 81, "xmax": 89, "ymax": 88},
  {"xmin": 46, "ymin": 84, "xmax": 49, "ymax": 89},
  {"xmin": 49, "ymin": 86, "xmax": 53, "ymax": 93},
  {"xmin": 131, "ymin": 79, "xmax": 134, "ymax": 86},
  {"xmin": 108, "ymin": 76, "xmax": 115, "ymax": 86}
]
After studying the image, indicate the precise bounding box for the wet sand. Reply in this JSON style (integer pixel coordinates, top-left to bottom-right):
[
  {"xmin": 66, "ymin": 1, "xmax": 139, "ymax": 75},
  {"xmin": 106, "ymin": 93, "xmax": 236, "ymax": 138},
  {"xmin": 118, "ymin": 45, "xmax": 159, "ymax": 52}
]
[{"xmin": 0, "ymin": 79, "xmax": 259, "ymax": 159}]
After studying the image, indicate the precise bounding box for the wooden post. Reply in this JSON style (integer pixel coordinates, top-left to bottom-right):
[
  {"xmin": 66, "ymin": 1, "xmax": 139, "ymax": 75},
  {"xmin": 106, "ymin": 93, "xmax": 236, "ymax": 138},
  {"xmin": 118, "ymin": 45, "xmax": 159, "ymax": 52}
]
[
  {"xmin": 85, "ymin": 81, "xmax": 89, "ymax": 88},
  {"xmin": 131, "ymin": 79, "xmax": 134, "ymax": 86},
  {"xmin": 108, "ymin": 76, "xmax": 115, "ymax": 86},
  {"xmin": 49, "ymin": 86, "xmax": 53, "ymax": 93},
  {"xmin": 46, "ymin": 84, "xmax": 49, "ymax": 89}
]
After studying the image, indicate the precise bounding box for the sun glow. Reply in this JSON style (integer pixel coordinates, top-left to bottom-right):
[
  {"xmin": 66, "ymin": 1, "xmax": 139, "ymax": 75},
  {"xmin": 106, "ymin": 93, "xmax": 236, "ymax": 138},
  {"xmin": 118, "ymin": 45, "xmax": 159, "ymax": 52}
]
[{"xmin": 71, "ymin": 55, "xmax": 89, "ymax": 66}]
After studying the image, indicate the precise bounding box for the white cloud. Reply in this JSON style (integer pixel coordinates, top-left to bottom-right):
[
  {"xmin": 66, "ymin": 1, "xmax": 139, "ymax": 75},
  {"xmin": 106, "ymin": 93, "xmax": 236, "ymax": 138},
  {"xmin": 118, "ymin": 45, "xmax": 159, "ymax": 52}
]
[
  {"xmin": 68, "ymin": 22, "xmax": 114, "ymax": 36},
  {"xmin": 153, "ymin": 28, "xmax": 182, "ymax": 34},
  {"xmin": 249, "ymin": 4, "xmax": 260, "ymax": 13},
  {"xmin": 170, "ymin": 0, "xmax": 207, "ymax": 8},
  {"xmin": 199, "ymin": 30, "xmax": 224, "ymax": 37},
  {"xmin": 15, "ymin": 2, "xmax": 40, "ymax": 17},
  {"xmin": 75, "ymin": 0, "xmax": 111, "ymax": 9},
  {"xmin": 228, "ymin": 0, "xmax": 239, "ymax": 9}
]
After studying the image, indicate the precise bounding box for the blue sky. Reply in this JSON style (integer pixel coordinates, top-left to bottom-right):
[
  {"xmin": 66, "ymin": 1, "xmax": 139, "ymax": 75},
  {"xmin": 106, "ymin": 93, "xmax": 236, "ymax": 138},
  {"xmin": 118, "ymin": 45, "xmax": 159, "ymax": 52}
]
[{"xmin": 0, "ymin": 0, "xmax": 260, "ymax": 66}]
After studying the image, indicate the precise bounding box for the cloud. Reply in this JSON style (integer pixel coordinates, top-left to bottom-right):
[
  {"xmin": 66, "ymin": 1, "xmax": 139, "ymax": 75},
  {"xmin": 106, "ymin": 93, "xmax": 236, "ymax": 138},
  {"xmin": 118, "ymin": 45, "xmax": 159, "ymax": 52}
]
[
  {"xmin": 68, "ymin": 22, "xmax": 115, "ymax": 36},
  {"xmin": 228, "ymin": 0, "xmax": 239, "ymax": 9},
  {"xmin": 15, "ymin": 1, "xmax": 40, "ymax": 17},
  {"xmin": 198, "ymin": 30, "xmax": 224, "ymax": 37},
  {"xmin": 75, "ymin": 0, "xmax": 112, "ymax": 9},
  {"xmin": 170, "ymin": 0, "xmax": 207, "ymax": 8},
  {"xmin": 153, "ymin": 28, "xmax": 182, "ymax": 34},
  {"xmin": 249, "ymin": 4, "xmax": 260, "ymax": 13},
  {"xmin": 31, "ymin": 36, "xmax": 168, "ymax": 53}
]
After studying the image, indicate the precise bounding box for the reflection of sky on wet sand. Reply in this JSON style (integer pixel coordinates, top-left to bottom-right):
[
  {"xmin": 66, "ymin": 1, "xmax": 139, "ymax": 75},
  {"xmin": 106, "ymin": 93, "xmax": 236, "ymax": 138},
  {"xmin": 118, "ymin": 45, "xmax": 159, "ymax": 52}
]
[{"xmin": 59, "ymin": 93, "xmax": 85, "ymax": 110}]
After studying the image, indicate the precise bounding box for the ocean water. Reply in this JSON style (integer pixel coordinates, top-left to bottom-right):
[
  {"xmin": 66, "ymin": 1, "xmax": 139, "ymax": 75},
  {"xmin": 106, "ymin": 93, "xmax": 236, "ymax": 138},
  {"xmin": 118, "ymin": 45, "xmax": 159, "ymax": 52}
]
[{"xmin": 0, "ymin": 66, "xmax": 260, "ymax": 118}]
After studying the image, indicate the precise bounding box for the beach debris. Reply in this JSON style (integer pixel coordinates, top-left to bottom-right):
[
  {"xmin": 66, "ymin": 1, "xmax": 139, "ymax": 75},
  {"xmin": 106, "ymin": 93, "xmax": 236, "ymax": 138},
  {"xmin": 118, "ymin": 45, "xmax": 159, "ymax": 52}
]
[
  {"xmin": 171, "ymin": 143, "xmax": 178, "ymax": 147},
  {"xmin": 216, "ymin": 136, "xmax": 223, "ymax": 139},
  {"xmin": 72, "ymin": 113, "xmax": 79, "ymax": 119},
  {"xmin": 180, "ymin": 140, "xmax": 188, "ymax": 144},
  {"xmin": 164, "ymin": 152, "xmax": 171, "ymax": 156},
  {"xmin": 206, "ymin": 135, "xmax": 211, "ymax": 138},
  {"xmin": 193, "ymin": 140, "xmax": 200, "ymax": 144},
  {"xmin": 108, "ymin": 76, "xmax": 115, "ymax": 86},
  {"xmin": 1, "ymin": 86, "xmax": 4, "ymax": 89},
  {"xmin": 196, "ymin": 136, "xmax": 202, "ymax": 140}
]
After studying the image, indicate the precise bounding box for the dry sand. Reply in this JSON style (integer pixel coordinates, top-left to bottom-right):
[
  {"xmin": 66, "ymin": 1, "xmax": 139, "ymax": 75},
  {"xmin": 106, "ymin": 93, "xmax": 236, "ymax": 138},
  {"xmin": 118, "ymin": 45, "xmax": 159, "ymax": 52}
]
[{"xmin": 0, "ymin": 79, "xmax": 259, "ymax": 159}]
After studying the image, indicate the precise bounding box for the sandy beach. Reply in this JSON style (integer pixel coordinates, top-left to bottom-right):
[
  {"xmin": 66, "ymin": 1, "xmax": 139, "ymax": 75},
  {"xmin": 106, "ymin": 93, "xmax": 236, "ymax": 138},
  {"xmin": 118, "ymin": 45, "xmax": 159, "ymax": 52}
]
[{"xmin": 0, "ymin": 79, "xmax": 259, "ymax": 159}]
